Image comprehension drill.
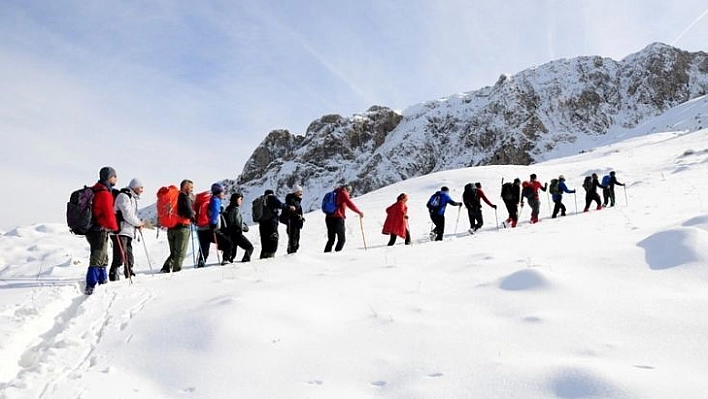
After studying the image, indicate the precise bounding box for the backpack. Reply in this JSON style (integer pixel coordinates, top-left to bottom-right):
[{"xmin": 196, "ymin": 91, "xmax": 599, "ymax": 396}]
[
  {"xmin": 113, "ymin": 188, "xmax": 131, "ymax": 225},
  {"xmin": 501, "ymin": 182, "xmax": 513, "ymax": 201},
  {"xmin": 601, "ymin": 175, "xmax": 611, "ymax": 186},
  {"xmin": 156, "ymin": 185, "xmax": 180, "ymax": 228},
  {"xmin": 583, "ymin": 177, "xmax": 592, "ymax": 192},
  {"xmin": 321, "ymin": 190, "xmax": 338, "ymax": 215},
  {"xmin": 194, "ymin": 191, "xmax": 212, "ymax": 227},
  {"xmin": 465, "ymin": 187, "xmax": 480, "ymax": 209},
  {"xmin": 66, "ymin": 186, "xmax": 95, "ymax": 235},
  {"xmin": 521, "ymin": 184, "xmax": 534, "ymax": 200},
  {"xmin": 252, "ymin": 195, "xmax": 273, "ymax": 222},
  {"xmin": 549, "ymin": 179, "xmax": 560, "ymax": 195},
  {"xmin": 427, "ymin": 192, "xmax": 442, "ymax": 212}
]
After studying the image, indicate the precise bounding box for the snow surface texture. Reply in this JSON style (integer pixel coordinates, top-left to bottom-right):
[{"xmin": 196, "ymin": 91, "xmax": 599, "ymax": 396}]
[{"xmin": 2, "ymin": 130, "xmax": 708, "ymax": 396}]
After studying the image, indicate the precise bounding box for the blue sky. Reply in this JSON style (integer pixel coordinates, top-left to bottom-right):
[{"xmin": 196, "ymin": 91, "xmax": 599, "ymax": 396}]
[{"xmin": 1, "ymin": 0, "xmax": 707, "ymax": 229}]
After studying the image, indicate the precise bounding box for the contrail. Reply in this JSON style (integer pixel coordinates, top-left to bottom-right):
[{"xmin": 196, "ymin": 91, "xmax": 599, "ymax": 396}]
[{"xmin": 672, "ymin": 8, "xmax": 708, "ymax": 45}]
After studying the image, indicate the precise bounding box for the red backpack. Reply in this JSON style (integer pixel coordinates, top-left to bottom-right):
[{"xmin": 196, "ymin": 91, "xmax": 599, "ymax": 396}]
[
  {"xmin": 193, "ymin": 191, "xmax": 212, "ymax": 228},
  {"xmin": 156, "ymin": 185, "xmax": 180, "ymax": 228}
]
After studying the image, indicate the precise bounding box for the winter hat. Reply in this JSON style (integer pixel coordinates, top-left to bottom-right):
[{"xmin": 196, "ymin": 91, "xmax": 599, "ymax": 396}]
[
  {"xmin": 99, "ymin": 166, "xmax": 117, "ymax": 181},
  {"xmin": 342, "ymin": 184, "xmax": 352, "ymax": 192},
  {"xmin": 264, "ymin": 189, "xmax": 275, "ymax": 196},
  {"xmin": 558, "ymin": 175, "xmax": 565, "ymax": 180},
  {"xmin": 211, "ymin": 183, "xmax": 224, "ymax": 195},
  {"xmin": 441, "ymin": 186, "xmax": 449, "ymax": 192},
  {"xmin": 292, "ymin": 184, "xmax": 303, "ymax": 194},
  {"xmin": 513, "ymin": 178, "xmax": 521, "ymax": 184},
  {"xmin": 129, "ymin": 178, "xmax": 143, "ymax": 189},
  {"xmin": 610, "ymin": 171, "xmax": 616, "ymax": 176}
]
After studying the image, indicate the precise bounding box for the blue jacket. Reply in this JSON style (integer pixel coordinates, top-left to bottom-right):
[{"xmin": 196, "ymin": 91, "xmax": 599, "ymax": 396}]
[
  {"xmin": 432, "ymin": 191, "xmax": 460, "ymax": 216},
  {"xmin": 552, "ymin": 180, "xmax": 575, "ymax": 201}
]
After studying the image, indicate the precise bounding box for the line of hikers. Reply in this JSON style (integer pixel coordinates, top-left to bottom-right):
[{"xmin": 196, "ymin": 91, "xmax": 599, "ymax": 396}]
[{"xmin": 70, "ymin": 166, "xmax": 624, "ymax": 295}]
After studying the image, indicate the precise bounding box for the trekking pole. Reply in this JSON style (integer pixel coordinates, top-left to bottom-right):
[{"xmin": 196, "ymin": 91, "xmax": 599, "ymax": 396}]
[
  {"xmin": 623, "ymin": 186, "xmax": 628, "ymax": 206},
  {"xmin": 359, "ymin": 216, "xmax": 368, "ymax": 251},
  {"xmin": 115, "ymin": 235, "xmax": 132, "ymax": 284},
  {"xmin": 546, "ymin": 191, "xmax": 551, "ymax": 217},
  {"xmin": 190, "ymin": 225, "xmax": 197, "ymax": 268},
  {"xmin": 138, "ymin": 229, "xmax": 155, "ymax": 276},
  {"xmin": 494, "ymin": 208, "xmax": 499, "ymax": 232},
  {"xmin": 454, "ymin": 206, "xmax": 462, "ymax": 235},
  {"xmin": 574, "ymin": 192, "xmax": 578, "ymax": 214},
  {"xmin": 213, "ymin": 230, "xmax": 222, "ymax": 265}
]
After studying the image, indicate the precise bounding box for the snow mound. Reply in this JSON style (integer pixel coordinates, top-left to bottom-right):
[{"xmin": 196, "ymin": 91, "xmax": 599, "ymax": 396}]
[
  {"xmin": 548, "ymin": 366, "xmax": 629, "ymax": 398},
  {"xmin": 499, "ymin": 269, "xmax": 551, "ymax": 291},
  {"xmin": 637, "ymin": 227, "xmax": 708, "ymax": 269}
]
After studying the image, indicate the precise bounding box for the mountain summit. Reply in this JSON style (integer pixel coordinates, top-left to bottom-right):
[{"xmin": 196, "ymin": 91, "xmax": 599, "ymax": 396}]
[{"xmin": 228, "ymin": 43, "xmax": 707, "ymax": 214}]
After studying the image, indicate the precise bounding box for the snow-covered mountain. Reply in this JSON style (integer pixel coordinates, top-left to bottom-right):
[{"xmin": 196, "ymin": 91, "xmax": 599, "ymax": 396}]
[
  {"xmin": 225, "ymin": 43, "xmax": 707, "ymax": 220},
  {"xmin": 2, "ymin": 103, "xmax": 708, "ymax": 397}
]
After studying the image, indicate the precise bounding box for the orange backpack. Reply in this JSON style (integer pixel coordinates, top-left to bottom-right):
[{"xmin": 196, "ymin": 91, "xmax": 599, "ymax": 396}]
[
  {"xmin": 156, "ymin": 185, "xmax": 181, "ymax": 228},
  {"xmin": 193, "ymin": 191, "xmax": 212, "ymax": 228}
]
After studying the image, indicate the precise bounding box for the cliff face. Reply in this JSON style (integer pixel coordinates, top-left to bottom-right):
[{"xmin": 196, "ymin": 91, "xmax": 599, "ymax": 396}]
[{"xmin": 224, "ymin": 43, "xmax": 708, "ymax": 218}]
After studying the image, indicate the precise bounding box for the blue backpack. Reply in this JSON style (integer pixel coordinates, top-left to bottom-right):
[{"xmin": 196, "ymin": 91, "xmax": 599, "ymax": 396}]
[
  {"xmin": 321, "ymin": 190, "xmax": 338, "ymax": 214},
  {"xmin": 601, "ymin": 175, "xmax": 611, "ymax": 186},
  {"xmin": 427, "ymin": 192, "xmax": 442, "ymax": 213}
]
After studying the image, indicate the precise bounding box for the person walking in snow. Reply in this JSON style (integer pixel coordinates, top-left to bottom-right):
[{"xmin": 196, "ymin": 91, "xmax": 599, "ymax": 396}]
[
  {"xmin": 382, "ymin": 193, "xmax": 411, "ymax": 246},
  {"xmin": 463, "ymin": 182, "xmax": 497, "ymax": 234},
  {"xmin": 109, "ymin": 178, "xmax": 145, "ymax": 281},
  {"xmin": 258, "ymin": 189, "xmax": 294, "ymax": 259},
  {"xmin": 85, "ymin": 166, "xmax": 119, "ymax": 295},
  {"xmin": 550, "ymin": 175, "xmax": 575, "ymax": 218},
  {"xmin": 161, "ymin": 179, "xmax": 195, "ymax": 273},
  {"xmin": 522, "ymin": 174, "xmax": 547, "ymax": 224},
  {"xmin": 500, "ymin": 178, "xmax": 521, "ymax": 228},
  {"xmin": 324, "ymin": 184, "xmax": 364, "ymax": 252},
  {"xmin": 223, "ymin": 193, "xmax": 254, "ymax": 262},
  {"xmin": 281, "ymin": 185, "xmax": 305, "ymax": 254},
  {"xmin": 602, "ymin": 171, "xmax": 625, "ymax": 207},
  {"xmin": 583, "ymin": 173, "xmax": 606, "ymax": 212},
  {"xmin": 427, "ymin": 186, "xmax": 462, "ymax": 241},
  {"xmin": 196, "ymin": 183, "xmax": 233, "ymax": 266}
]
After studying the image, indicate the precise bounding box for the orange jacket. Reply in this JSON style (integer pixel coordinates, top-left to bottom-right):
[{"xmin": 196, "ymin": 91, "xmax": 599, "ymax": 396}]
[{"xmin": 382, "ymin": 200, "xmax": 408, "ymax": 238}]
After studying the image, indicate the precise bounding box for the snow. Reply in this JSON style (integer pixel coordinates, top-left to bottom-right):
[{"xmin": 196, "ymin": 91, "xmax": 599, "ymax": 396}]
[{"xmin": 2, "ymin": 126, "xmax": 708, "ymax": 398}]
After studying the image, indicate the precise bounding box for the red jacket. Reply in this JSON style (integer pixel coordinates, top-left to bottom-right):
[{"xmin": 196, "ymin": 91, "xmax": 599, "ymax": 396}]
[
  {"xmin": 523, "ymin": 180, "xmax": 546, "ymax": 200},
  {"xmin": 92, "ymin": 182, "xmax": 119, "ymax": 232},
  {"xmin": 331, "ymin": 187, "xmax": 362, "ymax": 219},
  {"xmin": 382, "ymin": 200, "xmax": 408, "ymax": 238}
]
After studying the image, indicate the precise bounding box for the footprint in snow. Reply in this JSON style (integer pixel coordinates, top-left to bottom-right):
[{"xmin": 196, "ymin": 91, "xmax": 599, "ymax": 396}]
[{"xmin": 370, "ymin": 380, "xmax": 387, "ymax": 387}]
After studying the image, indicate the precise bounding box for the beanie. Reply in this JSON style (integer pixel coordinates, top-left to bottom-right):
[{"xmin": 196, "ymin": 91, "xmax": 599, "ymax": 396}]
[
  {"xmin": 441, "ymin": 186, "xmax": 449, "ymax": 192},
  {"xmin": 292, "ymin": 184, "xmax": 303, "ymax": 194},
  {"xmin": 264, "ymin": 189, "xmax": 274, "ymax": 196},
  {"xmin": 129, "ymin": 178, "xmax": 143, "ymax": 189},
  {"xmin": 558, "ymin": 175, "xmax": 565, "ymax": 180},
  {"xmin": 211, "ymin": 183, "xmax": 224, "ymax": 195},
  {"xmin": 99, "ymin": 166, "xmax": 117, "ymax": 181}
]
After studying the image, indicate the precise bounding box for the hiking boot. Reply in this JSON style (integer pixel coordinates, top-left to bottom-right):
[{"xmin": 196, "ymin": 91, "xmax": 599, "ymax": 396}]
[
  {"xmin": 196, "ymin": 260, "xmax": 205, "ymax": 268},
  {"xmin": 160, "ymin": 268, "xmax": 170, "ymax": 273},
  {"xmin": 85, "ymin": 286, "xmax": 95, "ymax": 295},
  {"xmin": 583, "ymin": 208, "xmax": 589, "ymax": 213},
  {"xmin": 109, "ymin": 270, "xmax": 119, "ymax": 282},
  {"xmin": 596, "ymin": 205, "xmax": 602, "ymax": 210},
  {"xmin": 468, "ymin": 228, "xmax": 475, "ymax": 234}
]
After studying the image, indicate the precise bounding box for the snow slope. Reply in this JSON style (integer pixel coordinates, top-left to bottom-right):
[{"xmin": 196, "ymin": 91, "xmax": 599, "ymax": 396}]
[{"xmin": 1, "ymin": 127, "xmax": 708, "ymax": 398}]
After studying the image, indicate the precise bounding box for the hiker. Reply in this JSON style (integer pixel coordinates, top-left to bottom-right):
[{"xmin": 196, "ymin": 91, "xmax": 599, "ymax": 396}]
[
  {"xmin": 427, "ymin": 186, "xmax": 462, "ymax": 241},
  {"xmin": 84, "ymin": 167, "xmax": 119, "ymax": 295},
  {"xmin": 281, "ymin": 185, "xmax": 305, "ymax": 254},
  {"xmin": 550, "ymin": 175, "xmax": 576, "ymax": 218},
  {"xmin": 463, "ymin": 182, "xmax": 497, "ymax": 234},
  {"xmin": 382, "ymin": 193, "xmax": 410, "ymax": 246},
  {"xmin": 257, "ymin": 189, "xmax": 294, "ymax": 259},
  {"xmin": 583, "ymin": 173, "xmax": 606, "ymax": 212},
  {"xmin": 602, "ymin": 171, "xmax": 625, "ymax": 207},
  {"xmin": 324, "ymin": 184, "xmax": 364, "ymax": 252},
  {"xmin": 521, "ymin": 174, "xmax": 547, "ymax": 224},
  {"xmin": 223, "ymin": 193, "xmax": 254, "ymax": 262},
  {"xmin": 161, "ymin": 179, "xmax": 195, "ymax": 273},
  {"xmin": 109, "ymin": 178, "xmax": 145, "ymax": 281},
  {"xmin": 500, "ymin": 178, "xmax": 521, "ymax": 228},
  {"xmin": 196, "ymin": 183, "xmax": 233, "ymax": 266}
]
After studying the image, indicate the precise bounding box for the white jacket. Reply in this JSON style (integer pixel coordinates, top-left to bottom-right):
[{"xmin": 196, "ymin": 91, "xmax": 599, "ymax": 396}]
[{"xmin": 115, "ymin": 189, "xmax": 142, "ymax": 238}]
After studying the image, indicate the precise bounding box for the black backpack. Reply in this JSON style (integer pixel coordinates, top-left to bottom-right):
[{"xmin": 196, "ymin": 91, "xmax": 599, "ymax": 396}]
[
  {"xmin": 501, "ymin": 182, "xmax": 513, "ymax": 201},
  {"xmin": 66, "ymin": 186, "xmax": 95, "ymax": 235},
  {"xmin": 522, "ymin": 185, "xmax": 534, "ymax": 200},
  {"xmin": 464, "ymin": 187, "xmax": 480, "ymax": 209},
  {"xmin": 252, "ymin": 195, "xmax": 273, "ymax": 222}
]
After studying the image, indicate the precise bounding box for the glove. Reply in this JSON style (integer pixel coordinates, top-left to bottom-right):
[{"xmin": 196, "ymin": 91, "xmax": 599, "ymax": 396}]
[
  {"xmin": 458, "ymin": 203, "xmax": 463, "ymax": 207},
  {"xmin": 572, "ymin": 190, "xmax": 576, "ymax": 194},
  {"xmin": 492, "ymin": 205, "xmax": 497, "ymax": 209},
  {"xmin": 242, "ymin": 224, "xmax": 249, "ymax": 232}
]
